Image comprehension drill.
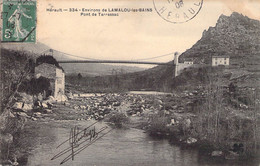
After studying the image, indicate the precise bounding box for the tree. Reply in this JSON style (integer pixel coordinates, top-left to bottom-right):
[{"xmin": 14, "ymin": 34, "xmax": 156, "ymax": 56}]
[
  {"xmin": 0, "ymin": 50, "xmax": 34, "ymax": 163},
  {"xmin": 77, "ymin": 73, "xmax": 82, "ymax": 80},
  {"xmin": 229, "ymin": 82, "xmax": 237, "ymax": 94},
  {"xmin": 197, "ymin": 67, "xmax": 209, "ymax": 83},
  {"xmin": 36, "ymin": 55, "xmax": 61, "ymax": 68},
  {"xmin": 251, "ymin": 88, "xmax": 259, "ymax": 154},
  {"xmin": 1, "ymin": 50, "xmax": 33, "ymax": 114}
]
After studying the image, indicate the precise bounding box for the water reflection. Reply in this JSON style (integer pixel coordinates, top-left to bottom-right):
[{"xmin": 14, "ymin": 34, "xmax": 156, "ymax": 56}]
[{"xmin": 14, "ymin": 120, "xmax": 260, "ymax": 166}]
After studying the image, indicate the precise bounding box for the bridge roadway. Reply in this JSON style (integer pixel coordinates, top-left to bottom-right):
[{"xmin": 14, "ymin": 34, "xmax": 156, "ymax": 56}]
[{"xmin": 57, "ymin": 60, "xmax": 173, "ymax": 66}]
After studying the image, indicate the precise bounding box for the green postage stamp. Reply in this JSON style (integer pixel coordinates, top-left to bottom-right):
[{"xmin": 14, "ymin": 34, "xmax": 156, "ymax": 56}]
[{"xmin": 2, "ymin": 0, "xmax": 36, "ymax": 42}]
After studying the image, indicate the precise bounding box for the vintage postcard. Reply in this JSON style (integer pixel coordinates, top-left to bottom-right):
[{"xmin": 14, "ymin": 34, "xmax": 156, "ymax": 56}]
[{"xmin": 1, "ymin": 0, "xmax": 260, "ymax": 165}]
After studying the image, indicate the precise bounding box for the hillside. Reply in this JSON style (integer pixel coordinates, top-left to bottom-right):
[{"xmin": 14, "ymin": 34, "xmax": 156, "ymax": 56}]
[
  {"xmin": 1, "ymin": 42, "xmax": 146, "ymax": 76},
  {"xmin": 135, "ymin": 12, "xmax": 260, "ymax": 89},
  {"xmin": 66, "ymin": 12, "xmax": 260, "ymax": 92}
]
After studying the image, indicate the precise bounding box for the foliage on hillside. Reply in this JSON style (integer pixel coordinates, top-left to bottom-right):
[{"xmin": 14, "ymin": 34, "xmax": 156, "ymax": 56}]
[
  {"xmin": 0, "ymin": 49, "xmax": 34, "ymax": 113},
  {"xmin": 66, "ymin": 64, "xmax": 175, "ymax": 92},
  {"xmin": 36, "ymin": 55, "xmax": 63, "ymax": 70}
]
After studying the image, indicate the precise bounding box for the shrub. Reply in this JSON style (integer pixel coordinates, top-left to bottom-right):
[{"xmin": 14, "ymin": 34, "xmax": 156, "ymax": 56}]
[
  {"xmin": 107, "ymin": 112, "xmax": 129, "ymax": 128},
  {"xmin": 36, "ymin": 55, "xmax": 61, "ymax": 69},
  {"xmin": 147, "ymin": 114, "xmax": 169, "ymax": 135}
]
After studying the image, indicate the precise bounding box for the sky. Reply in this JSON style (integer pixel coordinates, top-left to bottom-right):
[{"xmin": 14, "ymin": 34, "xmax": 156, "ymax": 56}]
[{"xmin": 37, "ymin": 0, "xmax": 260, "ymax": 68}]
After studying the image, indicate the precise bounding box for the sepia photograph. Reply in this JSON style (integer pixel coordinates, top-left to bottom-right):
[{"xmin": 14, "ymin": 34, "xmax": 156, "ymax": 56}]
[{"xmin": 0, "ymin": 0, "xmax": 260, "ymax": 165}]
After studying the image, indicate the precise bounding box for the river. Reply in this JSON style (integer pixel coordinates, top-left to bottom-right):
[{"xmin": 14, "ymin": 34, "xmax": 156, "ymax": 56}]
[{"xmin": 22, "ymin": 120, "xmax": 259, "ymax": 166}]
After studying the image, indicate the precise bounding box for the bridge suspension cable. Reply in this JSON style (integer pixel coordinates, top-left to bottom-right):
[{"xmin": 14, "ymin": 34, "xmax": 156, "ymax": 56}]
[
  {"xmin": 42, "ymin": 49, "xmax": 99, "ymax": 61},
  {"xmin": 42, "ymin": 49, "xmax": 176, "ymax": 62},
  {"xmin": 132, "ymin": 52, "xmax": 176, "ymax": 61}
]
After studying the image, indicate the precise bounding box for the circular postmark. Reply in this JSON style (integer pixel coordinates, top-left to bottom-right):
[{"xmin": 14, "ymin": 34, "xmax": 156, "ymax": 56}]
[{"xmin": 153, "ymin": 0, "xmax": 203, "ymax": 23}]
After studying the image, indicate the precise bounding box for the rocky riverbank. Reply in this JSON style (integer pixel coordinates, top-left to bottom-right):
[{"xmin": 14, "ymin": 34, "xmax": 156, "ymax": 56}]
[
  {"xmin": 56, "ymin": 91, "xmax": 259, "ymax": 160},
  {"xmin": 1, "ymin": 90, "xmax": 259, "ymax": 165}
]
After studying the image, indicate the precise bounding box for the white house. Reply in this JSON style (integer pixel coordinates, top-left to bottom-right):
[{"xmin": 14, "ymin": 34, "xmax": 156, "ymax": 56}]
[{"xmin": 212, "ymin": 56, "xmax": 230, "ymax": 66}]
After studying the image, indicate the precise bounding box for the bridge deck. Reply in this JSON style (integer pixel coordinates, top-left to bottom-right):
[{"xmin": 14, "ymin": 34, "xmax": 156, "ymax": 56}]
[{"xmin": 57, "ymin": 60, "xmax": 173, "ymax": 65}]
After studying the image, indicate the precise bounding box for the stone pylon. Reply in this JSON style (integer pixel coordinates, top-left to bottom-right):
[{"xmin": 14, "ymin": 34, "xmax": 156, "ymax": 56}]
[{"xmin": 173, "ymin": 52, "xmax": 179, "ymax": 77}]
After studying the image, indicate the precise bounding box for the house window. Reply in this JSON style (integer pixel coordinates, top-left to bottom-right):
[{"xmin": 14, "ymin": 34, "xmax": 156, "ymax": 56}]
[
  {"xmin": 224, "ymin": 62, "xmax": 226, "ymax": 64},
  {"xmin": 215, "ymin": 62, "xmax": 217, "ymax": 65},
  {"xmin": 224, "ymin": 58, "xmax": 226, "ymax": 60}
]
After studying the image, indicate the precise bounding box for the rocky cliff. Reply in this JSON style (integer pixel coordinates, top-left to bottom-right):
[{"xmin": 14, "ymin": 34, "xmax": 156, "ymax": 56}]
[{"xmin": 179, "ymin": 12, "xmax": 260, "ymax": 66}]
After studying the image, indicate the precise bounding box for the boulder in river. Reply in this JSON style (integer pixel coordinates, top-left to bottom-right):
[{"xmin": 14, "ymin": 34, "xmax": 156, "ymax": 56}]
[
  {"xmin": 80, "ymin": 105, "xmax": 86, "ymax": 109},
  {"xmin": 12, "ymin": 102, "xmax": 23, "ymax": 110},
  {"xmin": 13, "ymin": 102, "xmax": 33, "ymax": 111},
  {"xmin": 225, "ymin": 151, "xmax": 240, "ymax": 160},
  {"xmin": 23, "ymin": 103, "xmax": 33, "ymax": 110},
  {"xmin": 31, "ymin": 117, "xmax": 37, "ymax": 121},
  {"xmin": 42, "ymin": 103, "xmax": 48, "ymax": 108},
  {"xmin": 74, "ymin": 106, "xmax": 79, "ymax": 110},
  {"xmin": 47, "ymin": 96, "xmax": 55, "ymax": 103},
  {"xmin": 157, "ymin": 99, "xmax": 163, "ymax": 104},
  {"xmin": 184, "ymin": 118, "xmax": 191, "ymax": 128},
  {"xmin": 186, "ymin": 137, "xmax": 197, "ymax": 144},
  {"xmin": 113, "ymin": 102, "xmax": 121, "ymax": 106},
  {"xmin": 34, "ymin": 112, "xmax": 43, "ymax": 118},
  {"xmin": 17, "ymin": 112, "xmax": 29, "ymax": 118},
  {"xmin": 170, "ymin": 119, "xmax": 175, "ymax": 125},
  {"xmin": 56, "ymin": 94, "xmax": 68, "ymax": 102},
  {"xmin": 19, "ymin": 92, "xmax": 33, "ymax": 103},
  {"xmin": 44, "ymin": 109, "xmax": 52, "ymax": 114},
  {"xmin": 211, "ymin": 151, "xmax": 223, "ymax": 157}
]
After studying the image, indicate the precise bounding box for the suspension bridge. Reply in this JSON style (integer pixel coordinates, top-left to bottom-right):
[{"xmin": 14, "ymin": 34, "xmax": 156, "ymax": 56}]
[{"xmin": 41, "ymin": 49, "xmax": 176, "ymax": 66}]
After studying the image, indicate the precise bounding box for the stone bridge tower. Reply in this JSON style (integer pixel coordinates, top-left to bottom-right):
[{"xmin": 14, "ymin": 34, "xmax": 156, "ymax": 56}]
[{"xmin": 173, "ymin": 52, "xmax": 179, "ymax": 78}]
